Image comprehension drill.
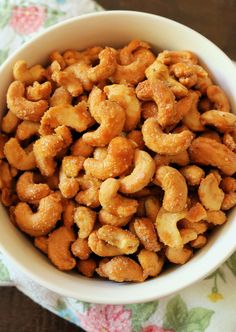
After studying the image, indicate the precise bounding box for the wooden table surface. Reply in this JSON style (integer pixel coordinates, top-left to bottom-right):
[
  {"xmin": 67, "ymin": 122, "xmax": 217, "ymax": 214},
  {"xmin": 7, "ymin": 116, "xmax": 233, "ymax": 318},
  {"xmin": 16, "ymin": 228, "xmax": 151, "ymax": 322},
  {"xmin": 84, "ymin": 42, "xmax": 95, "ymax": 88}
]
[{"xmin": 0, "ymin": 1, "xmax": 235, "ymax": 331}]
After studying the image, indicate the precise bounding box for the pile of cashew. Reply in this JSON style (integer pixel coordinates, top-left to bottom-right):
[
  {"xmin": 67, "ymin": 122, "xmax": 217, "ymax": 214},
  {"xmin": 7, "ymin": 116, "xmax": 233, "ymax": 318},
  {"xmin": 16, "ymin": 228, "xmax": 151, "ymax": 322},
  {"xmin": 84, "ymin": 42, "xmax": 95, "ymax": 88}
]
[{"xmin": 1, "ymin": 40, "xmax": 235, "ymax": 283}]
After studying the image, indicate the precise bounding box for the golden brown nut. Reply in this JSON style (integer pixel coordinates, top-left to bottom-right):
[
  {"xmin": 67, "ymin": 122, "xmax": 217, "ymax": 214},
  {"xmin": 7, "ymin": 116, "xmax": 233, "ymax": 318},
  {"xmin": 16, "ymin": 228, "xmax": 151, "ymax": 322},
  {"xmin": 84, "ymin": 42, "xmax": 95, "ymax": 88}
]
[
  {"xmin": 182, "ymin": 91, "xmax": 205, "ymax": 131},
  {"xmin": 133, "ymin": 218, "xmax": 161, "ymax": 251},
  {"xmin": 198, "ymin": 174, "xmax": 224, "ymax": 210},
  {"xmin": 16, "ymin": 121, "xmax": 40, "ymax": 140},
  {"xmin": 34, "ymin": 236, "xmax": 48, "ymax": 254},
  {"xmin": 165, "ymin": 247, "xmax": 192, "ymax": 264},
  {"xmin": 185, "ymin": 202, "xmax": 207, "ymax": 222},
  {"xmin": 200, "ymin": 130, "xmax": 221, "ymax": 143},
  {"xmin": 223, "ymin": 132, "xmax": 236, "ymax": 151},
  {"xmin": 13, "ymin": 60, "xmax": 46, "ymax": 84},
  {"xmin": 77, "ymin": 258, "xmax": 97, "ymax": 277},
  {"xmin": 1, "ymin": 111, "xmax": 21, "ymax": 134},
  {"xmin": 88, "ymin": 231, "xmax": 123, "ymax": 257},
  {"xmin": 88, "ymin": 47, "xmax": 117, "ymax": 82},
  {"xmin": 26, "ymin": 81, "xmax": 52, "ymax": 101},
  {"xmin": 200, "ymin": 110, "xmax": 236, "ymax": 132},
  {"xmin": 0, "ymin": 135, "xmax": 8, "ymax": 159},
  {"xmin": 154, "ymin": 151, "xmax": 190, "ymax": 167},
  {"xmin": 71, "ymin": 138, "xmax": 94, "ymax": 158},
  {"xmin": 144, "ymin": 196, "xmax": 161, "ymax": 222},
  {"xmin": 157, "ymin": 50, "xmax": 198, "ymax": 65},
  {"xmin": 207, "ymin": 85, "xmax": 230, "ymax": 112},
  {"xmin": 62, "ymin": 200, "xmax": 75, "ymax": 228},
  {"xmin": 127, "ymin": 130, "xmax": 145, "ymax": 149},
  {"xmin": 221, "ymin": 192, "xmax": 236, "ymax": 210},
  {"xmin": 180, "ymin": 165, "xmax": 205, "ymax": 186},
  {"xmin": 48, "ymin": 226, "xmax": 76, "ymax": 271},
  {"xmin": 220, "ymin": 177, "xmax": 236, "ymax": 193},
  {"xmin": 75, "ymin": 174, "xmax": 101, "ymax": 208},
  {"xmin": 71, "ymin": 238, "xmax": 91, "ymax": 260},
  {"xmin": 138, "ymin": 249, "xmax": 164, "ymax": 278},
  {"xmin": 50, "ymin": 86, "xmax": 72, "ymax": 107},
  {"xmin": 74, "ymin": 206, "xmax": 96, "ymax": 239},
  {"xmin": 190, "ymin": 235, "xmax": 207, "ymax": 249},
  {"xmin": 206, "ymin": 211, "xmax": 227, "ymax": 225},
  {"xmin": 98, "ymin": 209, "xmax": 131, "ymax": 227}
]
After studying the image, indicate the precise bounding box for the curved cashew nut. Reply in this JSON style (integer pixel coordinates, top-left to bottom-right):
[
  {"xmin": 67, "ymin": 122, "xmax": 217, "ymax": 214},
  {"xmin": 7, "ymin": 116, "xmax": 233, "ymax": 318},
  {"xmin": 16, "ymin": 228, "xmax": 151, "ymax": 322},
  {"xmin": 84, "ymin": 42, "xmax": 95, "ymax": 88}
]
[
  {"xmin": 138, "ymin": 249, "xmax": 164, "ymax": 278},
  {"xmin": 1, "ymin": 110, "xmax": 21, "ymax": 134},
  {"xmin": 180, "ymin": 165, "xmax": 205, "ymax": 186},
  {"xmin": 71, "ymin": 238, "xmax": 91, "ymax": 260},
  {"xmin": 13, "ymin": 60, "xmax": 46, "ymax": 85},
  {"xmin": 182, "ymin": 91, "xmax": 205, "ymax": 131},
  {"xmin": 170, "ymin": 62, "xmax": 208, "ymax": 88},
  {"xmin": 133, "ymin": 218, "xmax": 161, "ymax": 252},
  {"xmin": 156, "ymin": 207, "xmax": 187, "ymax": 248},
  {"xmin": 157, "ymin": 50, "xmax": 198, "ymax": 65},
  {"xmin": 144, "ymin": 196, "xmax": 161, "ymax": 221},
  {"xmin": 142, "ymin": 117, "xmax": 193, "ymax": 155},
  {"xmin": 154, "ymin": 151, "xmax": 190, "ymax": 168},
  {"xmin": 77, "ymin": 258, "xmax": 97, "ymax": 278},
  {"xmin": 99, "ymin": 178, "xmax": 138, "ymax": 217},
  {"xmin": 34, "ymin": 236, "xmax": 48, "ymax": 254},
  {"xmin": 189, "ymin": 137, "xmax": 236, "ymax": 176},
  {"xmin": 200, "ymin": 110, "xmax": 236, "ymax": 132},
  {"xmin": 33, "ymin": 125, "xmax": 72, "ymax": 176},
  {"xmin": 118, "ymin": 39, "xmax": 151, "ymax": 65},
  {"xmin": 4, "ymin": 138, "xmax": 36, "ymax": 170},
  {"xmin": 98, "ymin": 209, "xmax": 131, "ymax": 227},
  {"xmin": 14, "ymin": 193, "xmax": 63, "ymax": 236},
  {"xmin": 165, "ymin": 246, "xmax": 192, "ymax": 264},
  {"xmin": 48, "ymin": 226, "xmax": 76, "ymax": 271},
  {"xmin": 49, "ymin": 51, "xmax": 66, "ymax": 69},
  {"xmin": 96, "ymin": 256, "xmax": 144, "ymax": 282},
  {"xmin": 87, "ymin": 47, "xmax": 117, "ymax": 82},
  {"xmin": 127, "ymin": 130, "xmax": 145, "ymax": 149},
  {"xmin": 71, "ymin": 137, "xmax": 94, "ymax": 158},
  {"xmin": 0, "ymin": 135, "xmax": 8, "ymax": 159},
  {"xmin": 223, "ymin": 132, "xmax": 236, "ymax": 151},
  {"xmin": 156, "ymin": 166, "xmax": 188, "ymax": 212},
  {"xmin": 50, "ymin": 86, "xmax": 72, "ymax": 107},
  {"xmin": 207, "ymin": 85, "xmax": 230, "ymax": 112},
  {"xmin": 64, "ymin": 61, "xmax": 93, "ymax": 91},
  {"xmin": 26, "ymin": 81, "xmax": 52, "ymax": 101},
  {"xmin": 7, "ymin": 81, "xmax": 48, "ymax": 122},
  {"xmin": 200, "ymin": 130, "xmax": 221, "ymax": 143},
  {"xmin": 75, "ymin": 174, "xmax": 101, "ymax": 208},
  {"xmin": 74, "ymin": 206, "xmax": 96, "ymax": 239},
  {"xmin": 104, "ymin": 84, "xmax": 141, "ymax": 131},
  {"xmin": 88, "ymin": 231, "xmax": 124, "ymax": 256},
  {"xmin": 221, "ymin": 192, "xmax": 236, "ymax": 210},
  {"xmin": 63, "ymin": 200, "xmax": 75, "ymax": 229},
  {"xmin": 198, "ymin": 174, "xmax": 224, "ymax": 210},
  {"xmin": 16, "ymin": 121, "xmax": 40, "ymax": 140},
  {"xmin": 220, "ymin": 177, "xmax": 236, "ymax": 193},
  {"xmin": 190, "ymin": 235, "xmax": 207, "ymax": 249},
  {"xmin": 63, "ymin": 46, "xmax": 103, "ymax": 66},
  {"xmin": 39, "ymin": 101, "xmax": 94, "ymax": 136},
  {"xmin": 58, "ymin": 165, "xmax": 79, "ymax": 199},
  {"xmin": 206, "ymin": 210, "xmax": 226, "ymax": 225},
  {"xmin": 120, "ymin": 150, "xmax": 156, "ymax": 194},
  {"xmin": 16, "ymin": 172, "xmax": 51, "ymax": 204},
  {"xmin": 195, "ymin": 76, "xmax": 213, "ymax": 95},
  {"xmin": 97, "ymin": 225, "xmax": 139, "ymax": 255},
  {"xmin": 84, "ymin": 136, "xmax": 134, "ymax": 180}
]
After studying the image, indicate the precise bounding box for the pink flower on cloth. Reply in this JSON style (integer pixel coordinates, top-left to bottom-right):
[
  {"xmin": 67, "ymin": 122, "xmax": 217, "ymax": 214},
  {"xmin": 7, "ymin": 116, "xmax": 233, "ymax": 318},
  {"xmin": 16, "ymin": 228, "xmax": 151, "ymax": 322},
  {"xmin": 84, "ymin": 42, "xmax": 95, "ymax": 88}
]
[
  {"xmin": 78, "ymin": 304, "xmax": 132, "ymax": 332},
  {"xmin": 10, "ymin": 6, "xmax": 46, "ymax": 35},
  {"xmin": 142, "ymin": 325, "xmax": 173, "ymax": 332}
]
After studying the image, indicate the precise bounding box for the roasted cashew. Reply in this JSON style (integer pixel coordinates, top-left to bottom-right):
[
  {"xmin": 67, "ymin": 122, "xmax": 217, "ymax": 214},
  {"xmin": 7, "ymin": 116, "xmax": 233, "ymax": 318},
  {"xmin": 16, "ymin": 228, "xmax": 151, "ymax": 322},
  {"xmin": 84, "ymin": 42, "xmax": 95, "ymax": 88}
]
[
  {"xmin": 144, "ymin": 196, "xmax": 161, "ymax": 221},
  {"xmin": 154, "ymin": 151, "xmax": 190, "ymax": 167},
  {"xmin": 74, "ymin": 206, "xmax": 96, "ymax": 239},
  {"xmin": 50, "ymin": 86, "xmax": 72, "ymax": 107},
  {"xmin": 138, "ymin": 249, "xmax": 164, "ymax": 278},
  {"xmin": 206, "ymin": 210, "xmax": 226, "ymax": 225},
  {"xmin": 39, "ymin": 101, "xmax": 94, "ymax": 136},
  {"xmin": 200, "ymin": 130, "xmax": 221, "ymax": 143},
  {"xmin": 14, "ymin": 193, "xmax": 63, "ymax": 236},
  {"xmin": 182, "ymin": 91, "xmax": 205, "ymax": 131},
  {"xmin": 1, "ymin": 110, "xmax": 21, "ymax": 134},
  {"xmin": 63, "ymin": 200, "xmax": 75, "ymax": 228},
  {"xmin": 48, "ymin": 226, "xmax": 76, "ymax": 271},
  {"xmin": 97, "ymin": 225, "xmax": 139, "ymax": 254},
  {"xmin": 26, "ymin": 81, "xmax": 52, "ymax": 101},
  {"xmin": 189, "ymin": 137, "xmax": 236, "ymax": 176},
  {"xmin": 0, "ymin": 161, "xmax": 13, "ymax": 189},
  {"xmin": 207, "ymin": 85, "xmax": 230, "ymax": 112},
  {"xmin": 180, "ymin": 165, "xmax": 205, "ymax": 186},
  {"xmin": 13, "ymin": 60, "xmax": 46, "ymax": 85},
  {"xmin": 179, "ymin": 219, "xmax": 208, "ymax": 235},
  {"xmin": 220, "ymin": 177, "xmax": 236, "ymax": 193},
  {"xmin": 63, "ymin": 46, "xmax": 103, "ymax": 66},
  {"xmin": 155, "ymin": 166, "xmax": 188, "ymax": 212},
  {"xmin": 4, "ymin": 138, "xmax": 36, "ymax": 170},
  {"xmin": 180, "ymin": 228, "xmax": 198, "ymax": 244},
  {"xmin": 198, "ymin": 174, "xmax": 224, "ymax": 210},
  {"xmin": 104, "ymin": 84, "xmax": 141, "ymax": 131},
  {"xmin": 195, "ymin": 76, "xmax": 213, "ymax": 95},
  {"xmin": 119, "ymin": 150, "xmax": 156, "ymax": 194},
  {"xmin": 77, "ymin": 258, "xmax": 97, "ymax": 278},
  {"xmin": 88, "ymin": 231, "xmax": 123, "ymax": 256},
  {"xmin": 87, "ymin": 47, "xmax": 117, "ymax": 82},
  {"xmin": 133, "ymin": 218, "xmax": 161, "ymax": 252},
  {"xmin": 7, "ymin": 81, "xmax": 48, "ymax": 122},
  {"xmin": 99, "ymin": 178, "xmax": 138, "ymax": 217},
  {"xmin": 33, "ymin": 125, "xmax": 72, "ymax": 176},
  {"xmin": 127, "ymin": 130, "xmax": 145, "ymax": 149},
  {"xmin": 34, "ymin": 236, "xmax": 48, "ymax": 254},
  {"xmin": 155, "ymin": 207, "xmax": 186, "ymax": 248},
  {"xmin": 16, "ymin": 121, "xmax": 40, "ymax": 140},
  {"xmin": 96, "ymin": 256, "xmax": 144, "ymax": 282},
  {"xmin": 200, "ymin": 110, "xmax": 236, "ymax": 132},
  {"xmin": 64, "ymin": 61, "xmax": 93, "ymax": 91},
  {"xmin": 75, "ymin": 174, "xmax": 101, "ymax": 208},
  {"xmin": 49, "ymin": 51, "xmax": 66, "ymax": 69},
  {"xmin": 16, "ymin": 172, "xmax": 51, "ymax": 204},
  {"xmin": 84, "ymin": 136, "xmax": 134, "ymax": 180},
  {"xmin": 157, "ymin": 50, "xmax": 198, "ymax": 65},
  {"xmin": 58, "ymin": 165, "xmax": 79, "ymax": 199},
  {"xmin": 118, "ymin": 39, "xmax": 151, "ymax": 65},
  {"xmin": 223, "ymin": 132, "xmax": 236, "ymax": 151},
  {"xmin": 170, "ymin": 62, "xmax": 208, "ymax": 88},
  {"xmin": 221, "ymin": 192, "xmax": 236, "ymax": 210},
  {"xmin": 185, "ymin": 202, "xmax": 207, "ymax": 222},
  {"xmin": 142, "ymin": 117, "xmax": 193, "ymax": 155},
  {"xmin": 98, "ymin": 209, "xmax": 131, "ymax": 227},
  {"xmin": 165, "ymin": 247, "xmax": 192, "ymax": 265},
  {"xmin": 71, "ymin": 238, "xmax": 91, "ymax": 260},
  {"xmin": 190, "ymin": 235, "xmax": 207, "ymax": 249},
  {"xmin": 71, "ymin": 137, "xmax": 94, "ymax": 158},
  {"xmin": 0, "ymin": 135, "xmax": 8, "ymax": 159}
]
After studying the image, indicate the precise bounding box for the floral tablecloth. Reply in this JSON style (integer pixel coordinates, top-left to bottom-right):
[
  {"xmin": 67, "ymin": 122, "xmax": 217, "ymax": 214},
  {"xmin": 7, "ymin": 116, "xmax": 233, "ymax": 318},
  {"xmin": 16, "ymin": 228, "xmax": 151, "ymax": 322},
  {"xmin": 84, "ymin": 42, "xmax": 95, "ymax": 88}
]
[{"xmin": 1, "ymin": 1, "xmax": 236, "ymax": 331}]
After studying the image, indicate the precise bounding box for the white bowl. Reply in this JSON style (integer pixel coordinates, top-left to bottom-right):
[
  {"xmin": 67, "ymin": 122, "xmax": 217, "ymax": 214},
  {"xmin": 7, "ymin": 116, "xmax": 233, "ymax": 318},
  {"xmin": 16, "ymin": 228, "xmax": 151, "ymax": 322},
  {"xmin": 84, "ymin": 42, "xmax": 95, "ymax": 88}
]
[{"xmin": 0, "ymin": 11, "xmax": 236, "ymax": 304}]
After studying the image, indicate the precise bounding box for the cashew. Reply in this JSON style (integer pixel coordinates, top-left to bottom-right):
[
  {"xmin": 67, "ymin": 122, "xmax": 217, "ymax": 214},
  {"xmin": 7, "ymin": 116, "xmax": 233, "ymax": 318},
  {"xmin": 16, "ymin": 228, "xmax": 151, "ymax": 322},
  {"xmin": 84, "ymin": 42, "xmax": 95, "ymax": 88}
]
[
  {"xmin": 16, "ymin": 172, "xmax": 51, "ymax": 204},
  {"xmin": 77, "ymin": 258, "xmax": 97, "ymax": 277},
  {"xmin": 48, "ymin": 226, "xmax": 76, "ymax": 271},
  {"xmin": 170, "ymin": 62, "xmax": 207, "ymax": 87},
  {"xmin": 88, "ymin": 231, "xmax": 123, "ymax": 256},
  {"xmin": 74, "ymin": 206, "xmax": 96, "ymax": 239},
  {"xmin": 206, "ymin": 210, "xmax": 227, "ymax": 225},
  {"xmin": 4, "ymin": 138, "xmax": 36, "ymax": 170},
  {"xmin": 154, "ymin": 151, "xmax": 190, "ymax": 167},
  {"xmin": 179, "ymin": 219, "xmax": 208, "ymax": 235},
  {"xmin": 190, "ymin": 235, "xmax": 207, "ymax": 249},
  {"xmin": 26, "ymin": 81, "xmax": 52, "ymax": 101},
  {"xmin": 195, "ymin": 76, "xmax": 213, "ymax": 95},
  {"xmin": 62, "ymin": 156, "xmax": 84, "ymax": 178},
  {"xmin": 97, "ymin": 225, "xmax": 139, "ymax": 254},
  {"xmin": 200, "ymin": 130, "xmax": 221, "ymax": 143},
  {"xmin": 99, "ymin": 178, "xmax": 138, "ymax": 217},
  {"xmin": 133, "ymin": 218, "xmax": 161, "ymax": 251},
  {"xmin": 189, "ymin": 137, "xmax": 236, "ymax": 176},
  {"xmin": 7, "ymin": 81, "xmax": 48, "ymax": 121},
  {"xmin": 199, "ymin": 97, "xmax": 213, "ymax": 112},
  {"xmin": 62, "ymin": 200, "xmax": 75, "ymax": 228},
  {"xmin": 16, "ymin": 121, "xmax": 40, "ymax": 140},
  {"xmin": 87, "ymin": 47, "xmax": 117, "ymax": 82},
  {"xmin": 0, "ymin": 161, "xmax": 13, "ymax": 189},
  {"xmin": 120, "ymin": 150, "xmax": 155, "ymax": 194},
  {"xmin": 71, "ymin": 137, "xmax": 94, "ymax": 158},
  {"xmin": 14, "ymin": 193, "xmax": 63, "ymax": 236},
  {"xmin": 13, "ymin": 60, "xmax": 46, "ymax": 85},
  {"xmin": 98, "ymin": 209, "xmax": 131, "ymax": 227},
  {"xmin": 207, "ymin": 85, "xmax": 230, "ymax": 112},
  {"xmin": 144, "ymin": 196, "xmax": 161, "ymax": 222},
  {"xmin": 96, "ymin": 256, "xmax": 144, "ymax": 282},
  {"xmin": 198, "ymin": 174, "xmax": 224, "ymax": 210},
  {"xmin": 165, "ymin": 247, "xmax": 192, "ymax": 264},
  {"xmin": 118, "ymin": 39, "xmax": 151, "ymax": 65},
  {"xmin": 34, "ymin": 236, "xmax": 48, "ymax": 254},
  {"xmin": 71, "ymin": 238, "xmax": 91, "ymax": 260},
  {"xmin": 142, "ymin": 117, "xmax": 193, "ymax": 155},
  {"xmin": 185, "ymin": 202, "xmax": 207, "ymax": 222},
  {"xmin": 221, "ymin": 192, "xmax": 236, "ymax": 210},
  {"xmin": 104, "ymin": 84, "xmax": 141, "ymax": 131},
  {"xmin": 138, "ymin": 249, "xmax": 164, "ymax": 278},
  {"xmin": 180, "ymin": 228, "xmax": 198, "ymax": 244},
  {"xmin": 49, "ymin": 51, "xmax": 66, "ymax": 69},
  {"xmin": 157, "ymin": 50, "xmax": 198, "ymax": 65},
  {"xmin": 39, "ymin": 101, "xmax": 94, "ymax": 136},
  {"xmin": 180, "ymin": 165, "xmax": 205, "ymax": 186},
  {"xmin": 33, "ymin": 126, "xmax": 72, "ymax": 176},
  {"xmin": 221, "ymin": 177, "xmax": 236, "ymax": 193},
  {"xmin": 58, "ymin": 165, "xmax": 79, "ymax": 199},
  {"xmin": 200, "ymin": 110, "xmax": 236, "ymax": 132},
  {"xmin": 0, "ymin": 135, "xmax": 8, "ymax": 159},
  {"xmin": 50, "ymin": 86, "xmax": 72, "ymax": 107},
  {"xmin": 127, "ymin": 130, "xmax": 145, "ymax": 149},
  {"xmin": 223, "ymin": 132, "xmax": 236, "ymax": 151},
  {"xmin": 156, "ymin": 207, "xmax": 186, "ymax": 248},
  {"xmin": 182, "ymin": 91, "xmax": 205, "ymax": 131},
  {"xmin": 75, "ymin": 174, "xmax": 101, "ymax": 208},
  {"xmin": 64, "ymin": 61, "xmax": 93, "ymax": 91},
  {"xmin": 155, "ymin": 166, "xmax": 188, "ymax": 212},
  {"xmin": 1, "ymin": 110, "xmax": 21, "ymax": 134},
  {"xmin": 84, "ymin": 136, "xmax": 134, "ymax": 180},
  {"xmin": 63, "ymin": 46, "xmax": 103, "ymax": 66}
]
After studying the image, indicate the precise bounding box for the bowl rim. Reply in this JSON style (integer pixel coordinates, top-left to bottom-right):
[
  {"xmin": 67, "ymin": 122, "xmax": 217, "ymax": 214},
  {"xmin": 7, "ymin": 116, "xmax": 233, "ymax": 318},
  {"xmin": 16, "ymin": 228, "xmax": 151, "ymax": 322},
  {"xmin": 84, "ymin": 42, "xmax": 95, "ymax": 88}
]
[{"xmin": 1, "ymin": 9, "xmax": 236, "ymax": 304}]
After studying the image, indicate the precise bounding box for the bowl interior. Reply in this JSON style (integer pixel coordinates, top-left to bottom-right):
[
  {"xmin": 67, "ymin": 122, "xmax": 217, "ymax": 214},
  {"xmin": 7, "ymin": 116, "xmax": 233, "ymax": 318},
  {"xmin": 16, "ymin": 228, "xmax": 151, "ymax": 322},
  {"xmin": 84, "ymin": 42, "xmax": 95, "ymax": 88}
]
[{"xmin": 0, "ymin": 11, "xmax": 236, "ymax": 304}]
